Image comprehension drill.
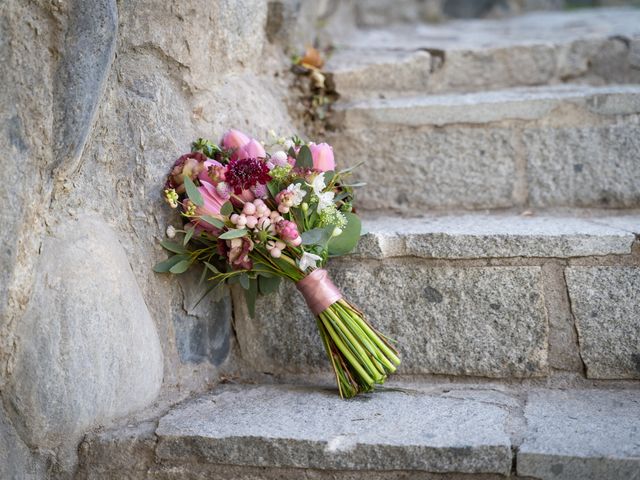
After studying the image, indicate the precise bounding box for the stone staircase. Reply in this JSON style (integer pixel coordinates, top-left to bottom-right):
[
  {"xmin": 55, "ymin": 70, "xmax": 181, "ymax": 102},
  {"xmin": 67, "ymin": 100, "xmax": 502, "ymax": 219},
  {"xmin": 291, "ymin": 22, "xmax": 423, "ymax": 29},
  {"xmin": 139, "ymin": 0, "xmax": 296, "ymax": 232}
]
[{"xmin": 77, "ymin": 7, "xmax": 640, "ymax": 480}]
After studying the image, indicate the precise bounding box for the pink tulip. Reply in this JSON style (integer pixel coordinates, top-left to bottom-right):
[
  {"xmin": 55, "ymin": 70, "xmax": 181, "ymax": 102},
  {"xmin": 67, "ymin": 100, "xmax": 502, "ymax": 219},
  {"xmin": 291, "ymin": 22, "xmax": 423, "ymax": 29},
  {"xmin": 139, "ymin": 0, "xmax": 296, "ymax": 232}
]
[
  {"xmin": 236, "ymin": 139, "xmax": 266, "ymax": 160},
  {"xmin": 194, "ymin": 181, "xmax": 226, "ymax": 232},
  {"xmin": 222, "ymin": 129, "xmax": 251, "ymax": 150},
  {"xmin": 198, "ymin": 159, "xmax": 223, "ymax": 184},
  {"xmin": 309, "ymin": 143, "xmax": 335, "ymax": 172}
]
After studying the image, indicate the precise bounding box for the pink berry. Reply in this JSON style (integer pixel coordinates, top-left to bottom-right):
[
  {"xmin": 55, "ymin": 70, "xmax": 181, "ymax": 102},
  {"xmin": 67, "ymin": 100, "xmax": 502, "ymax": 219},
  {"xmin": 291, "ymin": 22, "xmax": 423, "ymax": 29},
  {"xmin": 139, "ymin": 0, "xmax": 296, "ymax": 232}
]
[
  {"xmin": 230, "ymin": 214, "xmax": 239, "ymax": 224},
  {"xmin": 270, "ymin": 248, "xmax": 282, "ymax": 258},
  {"xmin": 245, "ymin": 215, "xmax": 258, "ymax": 229},
  {"xmin": 243, "ymin": 202, "xmax": 256, "ymax": 215}
]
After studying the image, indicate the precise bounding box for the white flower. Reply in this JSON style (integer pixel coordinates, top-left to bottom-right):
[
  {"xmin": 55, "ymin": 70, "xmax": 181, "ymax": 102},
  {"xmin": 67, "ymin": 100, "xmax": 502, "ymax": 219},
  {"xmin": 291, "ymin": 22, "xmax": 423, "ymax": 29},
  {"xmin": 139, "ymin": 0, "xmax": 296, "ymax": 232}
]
[
  {"xmin": 311, "ymin": 173, "xmax": 335, "ymax": 213},
  {"xmin": 166, "ymin": 225, "xmax": 176, "ymax": 238},
  {"xmin": 271, "ymin": 150, "xmax": 288, "ymax": 166},
  {"xmin": 298, "ymin": 251, "xmax": 323, "ymax": 271},
  {"xmin": 284, "ymin": 139, "xmax": 295, "ymax": 150},
  {"xmin": 285, "ymin": 183, "xmax": 307, "ymax": 206}
]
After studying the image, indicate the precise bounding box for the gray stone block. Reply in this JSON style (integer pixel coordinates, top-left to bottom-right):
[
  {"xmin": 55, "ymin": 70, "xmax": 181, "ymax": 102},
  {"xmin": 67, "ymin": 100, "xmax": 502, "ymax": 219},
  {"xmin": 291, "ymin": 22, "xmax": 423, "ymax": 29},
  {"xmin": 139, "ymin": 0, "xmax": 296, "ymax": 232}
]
[
  {"xmin": 526, "ymin": 122, "xmax": 640, "ymax": 208},
  {"xmin": 235, "ymin": 263, "xmax": 548, "ymax": 378},
  {"xmin": 331, "ymin": 123, "xmax": 520, "ymax": 210},
  {"xmin": 331, "ymin": 85, "xmax": 640, "ymax": 210},
  {"xmin": 565, "ymin": 267, "xmax": 640, "ymax": 379},
  {"xmin": 6, "ymin": 216, "xmax": 164, "ymax": 450},
  {"xmin": 156, "ymin": 384, "xmax": 513, "ymax": 474},
  {"xmin": 518, "ymin": 389, "xmax": 640, "ymax": 480},
  {"xmin": 356, "ymin": 213, "xmax": 637, "ymax": 259}
]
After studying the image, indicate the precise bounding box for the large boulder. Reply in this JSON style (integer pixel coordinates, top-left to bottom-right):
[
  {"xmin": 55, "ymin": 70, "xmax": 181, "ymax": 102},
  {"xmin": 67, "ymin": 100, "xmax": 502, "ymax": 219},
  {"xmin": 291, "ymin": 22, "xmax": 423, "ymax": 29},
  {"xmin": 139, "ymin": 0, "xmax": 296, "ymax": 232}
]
[{"xmin": 5, "ymin": 216, "xmax": 163, "ymax": 451}]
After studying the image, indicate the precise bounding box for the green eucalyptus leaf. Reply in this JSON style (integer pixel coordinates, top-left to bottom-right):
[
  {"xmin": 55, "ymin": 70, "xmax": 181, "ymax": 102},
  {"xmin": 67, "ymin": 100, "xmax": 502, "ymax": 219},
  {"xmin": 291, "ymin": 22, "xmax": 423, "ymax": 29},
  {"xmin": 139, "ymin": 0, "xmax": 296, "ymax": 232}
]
[
  {"xmin": 203, "ymin": 261, "xmax": 220, "ymax": 274},
  {"xmin": 297, "ymin": 145, "xmax": 313, "ymax": 168},
  {"xmin": 288, "ymin": 146, "xmax": 297, "ymax": 159},
  {"xmin": 301, "ymin": 226, "xmax": 334, "ymax": 246},
  {"xmin": 200, "ymin": 215, "xmax": 225, "ymax": 229},
  {"xmin": 160, "ymin": 240, "xmax": 188, "ymax": 254},
  {"xmin": 328, "ymin": 212, "xmax": 361, "ymax": 256},
  {"xmin": 184, "ymin": 176, "xmax": 204, "ymax": 207},
  {"xmin": 239, "ymin": 272, "xmax": 250, "ymax": 290},
  {"xmin": 153, "ymin": 254, "xmax": 188, "ymax": 273},
  {"xmin": 244, "ymin": 278, "xmax": 258, "ymax": 318},
  {"xmin": 220, "ymin": 201, "xmax": 234, "ymax": 216},
  {"xmin": 259, "ymin": 275, "xmax": 281, "ymax": 294},
  {"xmin": 169, "ymin": 259, "xmax": 192, "ymax": 274},
  {"xmin": 183, "ymin": 226, "xmax": 195, "ymax": 245},
  {"xmin": 218, "ymin": 228, "xmax": 248, "ymax": 240}
]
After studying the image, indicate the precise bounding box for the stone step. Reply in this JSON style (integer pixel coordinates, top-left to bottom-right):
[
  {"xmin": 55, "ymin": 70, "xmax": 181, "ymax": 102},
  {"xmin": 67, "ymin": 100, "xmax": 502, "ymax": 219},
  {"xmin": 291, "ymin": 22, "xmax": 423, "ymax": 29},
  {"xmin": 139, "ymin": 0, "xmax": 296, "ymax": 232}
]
[
  {"xmin": 326, "ymin": 8, "xmax": 640, "ymax": 100},
  {"xmin": 78, "ymin": 384, "xmax": 640, "ymax": 480},
  {"xmin": 233, "ymin": 211, "xmax": 640, "ymax": 379},
  {"xmin": 328, "ymin": 84, "xmax": 640, "ymax": 211}
]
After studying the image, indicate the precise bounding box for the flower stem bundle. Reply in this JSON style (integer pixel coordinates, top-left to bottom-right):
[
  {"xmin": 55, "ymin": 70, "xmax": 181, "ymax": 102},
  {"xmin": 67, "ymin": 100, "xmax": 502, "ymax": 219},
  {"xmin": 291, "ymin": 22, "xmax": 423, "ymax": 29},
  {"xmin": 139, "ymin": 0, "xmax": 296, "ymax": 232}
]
[{"xmin": 155, "ymin": 129, "xmax": 400, "ymax": 398}]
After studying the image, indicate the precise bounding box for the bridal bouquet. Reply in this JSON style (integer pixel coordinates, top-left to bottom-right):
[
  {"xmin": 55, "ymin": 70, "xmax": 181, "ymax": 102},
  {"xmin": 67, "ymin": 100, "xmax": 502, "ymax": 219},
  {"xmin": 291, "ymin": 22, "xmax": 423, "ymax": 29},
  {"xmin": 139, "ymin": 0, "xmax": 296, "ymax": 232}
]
[{"xmin": 155, "ymin": 129, "xmax": 400, "ymax": 398}]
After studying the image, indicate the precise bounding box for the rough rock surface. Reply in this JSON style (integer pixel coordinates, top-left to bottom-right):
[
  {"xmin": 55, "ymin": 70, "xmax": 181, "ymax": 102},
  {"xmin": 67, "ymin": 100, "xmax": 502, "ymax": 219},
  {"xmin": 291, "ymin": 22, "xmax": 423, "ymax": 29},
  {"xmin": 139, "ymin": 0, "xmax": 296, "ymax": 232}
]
[
  {"xmin": 566, "ymin": 267, "xmax": 640, "ymax": 379},
  {"xmin": 0, "ymin": 404, "xmax": 47, "ymax": 480},
  {"xmin": 5, "ymin": 216, "xmax": 163, "ymax": 453},
  {"xmin": 1, "ymin": 0, "xmax": 296, "ymax": 476},
  {"xmin": 235, "ymin": 263, "xmax": 548, "ymax": 378},
  {"xmin": 518, "ymin": 389, "xmax": 640, "ymax": 480}
]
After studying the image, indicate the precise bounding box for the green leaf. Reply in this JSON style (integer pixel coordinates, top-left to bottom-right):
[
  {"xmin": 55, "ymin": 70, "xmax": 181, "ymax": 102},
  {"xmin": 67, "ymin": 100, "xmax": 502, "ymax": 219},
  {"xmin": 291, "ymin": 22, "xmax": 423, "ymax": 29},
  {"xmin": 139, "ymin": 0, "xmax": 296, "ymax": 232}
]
[
  {"xmin": 200, "ymin": 215, "xmax": 225, "ymax": 229},
  {"xmin": 160, "ymin": 240, "xmax": 188, "ymax": 254},
  {"xmin": 324, "ymin": 170, "xmax": 335, "ymax": 184},
  {"xmin": 192, "ymin": 282, "xmax": 221, "ymax": 310},
  {"xmin": 328, "ymin": 212, "xmax": 361, "ymax": 256},
  {"xmin": 259, "ymin": 275, "xmax": 281, "ymax": 294},
  {"xmin": 203, "ymin": 262, "xmax": 220, "ymax": 274},
  {"xmin": 220, "ymin": 201, "xmax": 234, "ymax": 216},
  {"xmin": 184, "ymin": 176, "xmax": 203, "ymax": 207},
  {"xmin": 338, "ymin": 160, "xmax": 365, "ymax": 175},
  {"xmin": 153, "ymin": 254, "xmax": 188, "ymax": 273},
  {"xmin": 301, "ymin": 226, "xmax": 334, "ymax": 246},
  {"xmin": 267, "ymin": 180, "xmax": 280, "ymax": 198},
  {"xmin": 341, "ymin": 182, "xmax": 367, "ymax": 188},
  {"xmin": 218, "ymin": 228, "xmax": 248, "ymax": 240},
  {"xmin": 244, "ymin": 278, "xmax": 258, "ymax": 318},
  {"xmin": 288, "ymin": 146, "xmax": 297, "ymax": 159},
  {"xmin": 169, "ymin": 259, "xmax": 192, "ymax": 274},
  {"xmin": 297, "ymin": 145, "xmax": 313, "ymax": 168},
  {"xmin": 183, "ymin": 226, "xmax": 195, "ymax": 246},
  {"xmin": 239, "ymin": 272, "xmax": 250, "ymax": 290}
]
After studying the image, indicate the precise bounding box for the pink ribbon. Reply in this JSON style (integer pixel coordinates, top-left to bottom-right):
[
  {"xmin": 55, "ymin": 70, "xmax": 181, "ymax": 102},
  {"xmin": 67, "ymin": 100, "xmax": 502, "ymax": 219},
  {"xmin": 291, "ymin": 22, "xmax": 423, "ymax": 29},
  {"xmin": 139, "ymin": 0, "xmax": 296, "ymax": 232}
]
[{"xmin": 295, "ymin": 269, "xmax": 343, "ymax": 316}]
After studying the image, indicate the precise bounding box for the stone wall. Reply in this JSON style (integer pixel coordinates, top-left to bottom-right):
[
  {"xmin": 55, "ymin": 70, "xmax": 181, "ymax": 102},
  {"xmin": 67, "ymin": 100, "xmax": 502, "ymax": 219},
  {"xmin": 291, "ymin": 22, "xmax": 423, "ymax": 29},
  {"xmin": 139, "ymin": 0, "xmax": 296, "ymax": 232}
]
[{"xmin": 0, "ymin": 0, "xmax": 300, "ymax": 477}]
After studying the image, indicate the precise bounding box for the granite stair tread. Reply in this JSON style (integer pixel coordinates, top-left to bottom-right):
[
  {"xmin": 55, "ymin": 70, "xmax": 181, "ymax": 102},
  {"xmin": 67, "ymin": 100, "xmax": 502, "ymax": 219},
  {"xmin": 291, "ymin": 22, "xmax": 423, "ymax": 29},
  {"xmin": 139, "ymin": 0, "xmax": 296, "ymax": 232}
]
[
  {"xmin": 80, "ymin": 383, "xmax": 640, "ymax": 480},
  {"xmin": 334, "ymin": 84, "xmax": 640, "ymax": 126},
  {"xmin": 355, "ymin": 210, "xmax": 640, "ymax": 259},
  {"xmin": 326, "ymin": 8, "xmax": 640, "ymax": 99}
]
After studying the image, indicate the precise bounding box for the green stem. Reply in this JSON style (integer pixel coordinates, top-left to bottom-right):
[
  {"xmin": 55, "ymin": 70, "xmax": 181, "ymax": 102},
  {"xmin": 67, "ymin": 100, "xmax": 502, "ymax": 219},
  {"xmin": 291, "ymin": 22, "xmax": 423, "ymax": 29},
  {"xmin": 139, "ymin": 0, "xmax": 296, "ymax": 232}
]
[
  {"xmin": 338, "ymin": 300, "xmax": 402, "ymax": 367},
  {"xmin": 325, "ymin": 306, "xmax": 384, "ymax": 382},
  {"xmin": 320, "ymin": 312, "xmax": 375, "ymax": 386}
]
